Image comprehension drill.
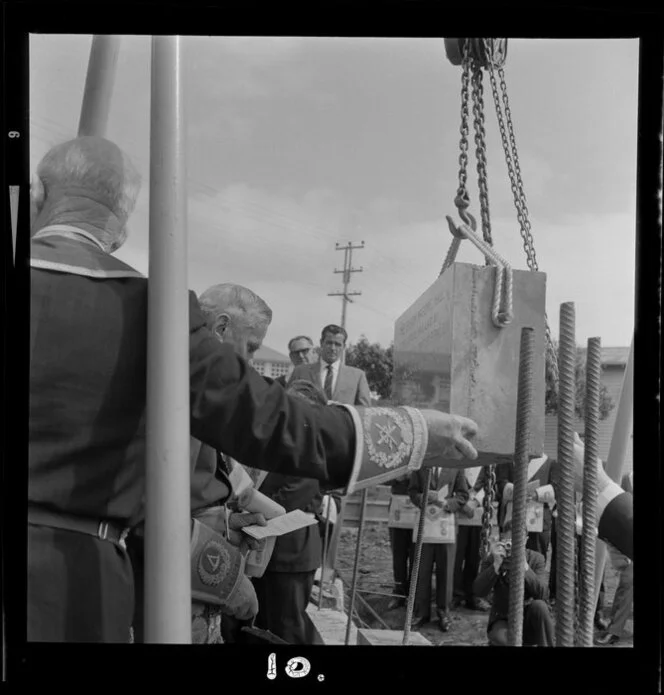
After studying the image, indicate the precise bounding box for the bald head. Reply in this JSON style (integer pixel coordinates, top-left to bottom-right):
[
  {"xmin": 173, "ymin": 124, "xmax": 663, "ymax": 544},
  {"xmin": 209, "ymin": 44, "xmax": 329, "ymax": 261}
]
[
  {"xmin": 32, "ymin": 136, "xmax": 142, "ymax": 252},
  {"xmin": 199, "ymin": 283, "xmax": 272, "ymax": 359}
]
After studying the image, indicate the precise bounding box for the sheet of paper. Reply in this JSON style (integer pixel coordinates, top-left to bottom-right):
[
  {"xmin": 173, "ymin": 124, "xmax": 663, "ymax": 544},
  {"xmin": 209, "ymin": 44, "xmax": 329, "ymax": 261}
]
[{"xmin": 241, "ymin": 509, "xmax": 318, "ymax": 540}]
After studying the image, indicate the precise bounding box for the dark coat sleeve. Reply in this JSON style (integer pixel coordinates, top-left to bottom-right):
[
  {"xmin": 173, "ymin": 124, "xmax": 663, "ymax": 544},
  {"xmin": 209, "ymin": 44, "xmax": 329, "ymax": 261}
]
[
  {"xmin": 188, "ymin": 293, "xmax": 355, "ymax": 489},
  {"xmin": 473, "ymin": 554, "xmax": 499, "ymax": 598},
  {"xmin": 494, "ymin": 460, "xmax": 513, "ymax": 502},
  {"xmin": 445, "ymin": 470, "xmax": 470, "ymax": 512},
  {"xmin": 598, "ymin": 492, "xmax": 633, "ymax": 561},
  {"xmin": 523, "ymin": 551, "xmax": 548, "ymax": 601},
  {"xmin": 408, "ymin": 470, "xmax": 425, "ymax": 507}
]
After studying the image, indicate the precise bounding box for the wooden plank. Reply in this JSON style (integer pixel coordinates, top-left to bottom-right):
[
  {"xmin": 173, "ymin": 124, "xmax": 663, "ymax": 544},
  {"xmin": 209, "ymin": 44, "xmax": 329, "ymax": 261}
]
[
  {"xmin": 357, "ymin": 629, "xmax": 432, "ymax": 646},
  {"xmin": 305, "ymin": 607, "xmax": 358, "ymax": 645}
]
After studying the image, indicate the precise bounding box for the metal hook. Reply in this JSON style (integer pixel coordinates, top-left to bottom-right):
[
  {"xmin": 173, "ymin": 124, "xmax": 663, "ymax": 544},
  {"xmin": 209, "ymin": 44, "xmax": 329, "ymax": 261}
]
[{"xmin": 446, "ymin": 208, "xmax": 477, "ymax": 240}]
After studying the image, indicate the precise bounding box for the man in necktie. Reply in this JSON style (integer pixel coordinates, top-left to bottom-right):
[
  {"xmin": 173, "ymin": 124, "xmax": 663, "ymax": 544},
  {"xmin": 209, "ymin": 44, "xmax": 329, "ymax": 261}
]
[{"xmin": 289, "ymin": 324, "xmax": 372, "ymax": 407}]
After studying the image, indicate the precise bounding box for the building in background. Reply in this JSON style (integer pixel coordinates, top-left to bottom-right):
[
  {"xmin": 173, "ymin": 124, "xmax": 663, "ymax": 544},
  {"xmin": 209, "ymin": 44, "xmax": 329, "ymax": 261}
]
[
  {"xmin": 543, "ymin": 346, "xmax": 632, "ymax": 473},
  {"xmin": 251, "ymin": 345, "xmax": 291, "ymax": 380}
]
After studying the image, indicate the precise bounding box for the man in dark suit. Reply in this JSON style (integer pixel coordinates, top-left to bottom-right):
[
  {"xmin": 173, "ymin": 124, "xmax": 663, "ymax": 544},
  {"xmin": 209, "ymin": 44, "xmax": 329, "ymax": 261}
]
[
  {"xmin": 408, "ymin": 467, "xmax": 469, "ymax": 631},
  {"xmin": 289, "ymin": 324, "xmax": 372, "ymax": 406},
  {"xmin": 496, "ymin": 454, "xmax": 556, "ymax": 559},
  {"xmin": 386, "ymin": 473, "xmax": 415, "ymax": 610},
  {"xmin": 251, "ymin": 380, "xmax": 328, "ymax": 644},
  {"xmin": 452, "ymin": 466, "xmax": 491, "ymax": 611},
  {"xmin": 473, "ymin": 526, "xmax": 554, "ymax": 646}
]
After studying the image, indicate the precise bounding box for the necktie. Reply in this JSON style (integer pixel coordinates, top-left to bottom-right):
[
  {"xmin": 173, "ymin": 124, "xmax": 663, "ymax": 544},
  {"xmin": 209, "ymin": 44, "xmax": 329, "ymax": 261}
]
[{"xmin": 324, "ymin": 364, "xmax": 334, "ymax": 400}]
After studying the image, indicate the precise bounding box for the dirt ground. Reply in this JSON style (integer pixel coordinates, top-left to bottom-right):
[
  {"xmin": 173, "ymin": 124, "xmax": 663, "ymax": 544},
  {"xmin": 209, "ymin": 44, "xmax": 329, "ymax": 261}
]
[{"xmin": 336, "ymin": 523, "xmax": 633, "ymax": 647}]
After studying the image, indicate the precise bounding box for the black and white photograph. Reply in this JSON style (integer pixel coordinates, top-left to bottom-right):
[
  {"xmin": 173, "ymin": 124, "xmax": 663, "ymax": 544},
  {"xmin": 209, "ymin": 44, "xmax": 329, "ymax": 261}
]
[{"xmin": 2, "ymin": 6, "xmax": 661, "ymax": 688}]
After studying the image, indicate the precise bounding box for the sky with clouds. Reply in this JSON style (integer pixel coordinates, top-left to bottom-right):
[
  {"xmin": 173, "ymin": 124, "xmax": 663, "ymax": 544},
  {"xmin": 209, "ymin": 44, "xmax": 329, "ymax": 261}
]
[{"xmin": 29, "ymin": 35, "xmax": 638, "ymax": 356}]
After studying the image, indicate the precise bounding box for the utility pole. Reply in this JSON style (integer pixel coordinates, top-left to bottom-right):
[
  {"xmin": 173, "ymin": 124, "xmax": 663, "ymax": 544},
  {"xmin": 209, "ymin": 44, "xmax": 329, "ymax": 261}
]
[{"xmin": 328, "ymin": 241, "xmax": 364, "ymax": 330}]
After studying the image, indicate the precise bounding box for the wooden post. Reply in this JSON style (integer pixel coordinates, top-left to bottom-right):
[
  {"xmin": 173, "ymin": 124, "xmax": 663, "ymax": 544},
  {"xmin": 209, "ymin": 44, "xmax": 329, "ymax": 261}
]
[
  {"xmin": 78, "ymin": 36, "xmax": 121, "ymax": 137},
  {"xmin": 144, "ymin": 35, "xmax": 191, "ymax": 643},
  {"xmin": 593, "ymin": 337, "xmax": 633, "ymax": 610}
]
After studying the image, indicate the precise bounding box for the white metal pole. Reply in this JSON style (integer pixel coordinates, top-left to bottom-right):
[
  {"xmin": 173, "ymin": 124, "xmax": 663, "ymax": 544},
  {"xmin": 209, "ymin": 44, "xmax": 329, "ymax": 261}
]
[
  {"xmin": 144, "ymin": 35, "xmax": 191, "ymax": 643},
  {"xmin": 593, "ymin": 336, "xmax": 633, "ymax": 610},
  {"xmin": 78, "ymin": 35, "xmax": 121, "ymax": 137}
]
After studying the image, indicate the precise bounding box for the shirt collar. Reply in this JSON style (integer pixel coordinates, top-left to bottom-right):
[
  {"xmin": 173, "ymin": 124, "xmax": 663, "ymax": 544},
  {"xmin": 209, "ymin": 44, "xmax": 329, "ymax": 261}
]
[
  {"xmin": 321, "ymin": 358, "xmax": 340, "ymax": 374},
  {"xmin": 33, "ymin": 224, "xmax": 106, "ymax": 252}
]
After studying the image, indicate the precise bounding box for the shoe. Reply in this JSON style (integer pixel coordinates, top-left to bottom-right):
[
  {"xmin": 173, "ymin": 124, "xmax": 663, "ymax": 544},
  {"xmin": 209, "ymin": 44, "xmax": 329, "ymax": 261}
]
[
  {"xmin": 437, "ymin": 610, "xmax": 451, "ymax": 632},
  {"xmin": 466, "ymin": 598, "xmax": 490, "ymax": 612},
  {"xmin": 410, "ymin": 616, "xmax": 429, "ymax": 630},
  {"xmin": 594, "ymin": 616, "xmax": 610, "ymax": 632},
  {"xmin": 387, "ymin": 597, "xmax": 406, "ymax": 611},
  {"xmin": 595, "ymin": 632, "xmax": 620, "ymax": 646}
]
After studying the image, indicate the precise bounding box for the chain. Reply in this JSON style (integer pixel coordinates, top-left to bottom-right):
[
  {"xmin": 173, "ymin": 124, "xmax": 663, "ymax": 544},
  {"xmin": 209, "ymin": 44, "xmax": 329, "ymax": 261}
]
[
  {"xmin": 484, "ymin": 42, "xmax": 559, "ymax": 387},
  {"xmin": 480, "ymin": 465, "xmax": 497, "ymax": 557},
  {"xmin": 456, "ymin": 41, "xmax": 472, "ymax": 206},
  {"xmin": 471, "ymin": 62, "xmax": 493, "ymax": 249}
]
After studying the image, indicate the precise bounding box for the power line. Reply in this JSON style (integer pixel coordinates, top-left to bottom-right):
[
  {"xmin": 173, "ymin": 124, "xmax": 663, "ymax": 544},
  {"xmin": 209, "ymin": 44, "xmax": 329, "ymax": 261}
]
[{"xmin": 328, "ymin": 241, "xmax": 364, "ymax": 331}]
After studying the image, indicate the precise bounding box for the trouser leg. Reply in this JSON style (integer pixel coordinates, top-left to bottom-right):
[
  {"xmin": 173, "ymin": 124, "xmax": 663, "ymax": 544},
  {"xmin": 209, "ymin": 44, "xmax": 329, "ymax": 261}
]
[
  {"xmin": 522, "ymin": 599, "xmax": 555, "ymax": 646},
  {"xmin": 28, "ymin": 524, "xmax": 133, "ymax": 643}
]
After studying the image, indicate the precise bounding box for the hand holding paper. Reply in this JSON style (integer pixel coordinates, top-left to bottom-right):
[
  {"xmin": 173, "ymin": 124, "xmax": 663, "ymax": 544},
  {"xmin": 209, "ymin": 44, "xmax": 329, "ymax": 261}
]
[{"xmin": 241, "ymin": 509, "xmax": 318, "ymax": 541}]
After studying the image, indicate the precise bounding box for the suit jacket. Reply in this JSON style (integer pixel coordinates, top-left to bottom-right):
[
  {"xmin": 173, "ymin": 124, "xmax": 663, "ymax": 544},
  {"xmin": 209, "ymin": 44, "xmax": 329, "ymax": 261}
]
[
  {"xmin": 190, "ymin": 439, "xmax": 231, "ymax": 513},
  {"xmin": 29, "ymin": 230, "xmax": 356, "ymax": 526},
  {"xmin": 408, "ymin": 468, "xmax": 469, "ymax": 510},
  {"xmin": 289, "ymin": 361, "xmax": 372, "ymax": 406},
  {"xmin": 473, "ymin": 548, "xmax": 548, "ymax": 628},
  {"xmin": 259, "ymin": 473, "xmax": 322, "ymax": 573},
  {"xmin": 495, "ymin": 456, "xmax": 556, "ymax": 534}
]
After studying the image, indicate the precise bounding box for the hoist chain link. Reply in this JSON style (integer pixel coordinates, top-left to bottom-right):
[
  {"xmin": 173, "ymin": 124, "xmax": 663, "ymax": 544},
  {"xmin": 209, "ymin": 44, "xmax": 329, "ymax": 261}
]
[
  {"xmin": 480, "ymin": 464, "xmax": 497, "ymax": 558},
  {"xmin": 471, "ymin": 62, "xmax": 493, "ymax": 249},
  {"xmin": 456, "ymin": 41, "xmax": 472, "ymax": 203},
  {"xmin": 484, "ymin": 42, "xmax": 560, "ymax": 384}
]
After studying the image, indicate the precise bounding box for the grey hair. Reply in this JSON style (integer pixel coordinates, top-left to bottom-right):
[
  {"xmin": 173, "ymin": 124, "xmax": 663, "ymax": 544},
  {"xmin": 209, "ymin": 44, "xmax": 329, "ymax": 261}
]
[
  {"xmin": 36, "ymin": 136, "xmax": 142, "ymax": 247},
  {"xmin": 287, "ymin": 335, "xmax": 314, "ymax": 352},
  {"xmin": 198, "ymin": 283, "xmax": 272, "ymax": 330}
]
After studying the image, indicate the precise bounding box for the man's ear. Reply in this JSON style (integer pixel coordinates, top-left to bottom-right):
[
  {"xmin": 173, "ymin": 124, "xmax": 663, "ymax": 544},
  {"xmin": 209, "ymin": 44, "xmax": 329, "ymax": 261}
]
[
  {"xmin": 30, "ymin": 175, "xmax": 46, "ymax": 215},
  {"xmin": 214, "ymin": 314, "xmax": 230, "ymax": 339}
]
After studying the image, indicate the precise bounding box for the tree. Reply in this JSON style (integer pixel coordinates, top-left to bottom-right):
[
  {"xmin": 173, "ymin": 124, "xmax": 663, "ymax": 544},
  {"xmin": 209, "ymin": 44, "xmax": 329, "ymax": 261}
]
[
  {"xmin": 545, "ymin": 345, "xmax": 615, "ymax": 421},
  {"xmin": 345, "ymin": 336, "xmax": 394, "ymax": 401}
]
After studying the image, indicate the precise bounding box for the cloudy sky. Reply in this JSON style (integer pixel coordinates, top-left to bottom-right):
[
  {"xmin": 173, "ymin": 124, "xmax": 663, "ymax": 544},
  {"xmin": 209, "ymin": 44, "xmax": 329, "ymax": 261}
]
[{"xmin": 29, "ymin": 35, "xmax": 638, "ymax": 356}]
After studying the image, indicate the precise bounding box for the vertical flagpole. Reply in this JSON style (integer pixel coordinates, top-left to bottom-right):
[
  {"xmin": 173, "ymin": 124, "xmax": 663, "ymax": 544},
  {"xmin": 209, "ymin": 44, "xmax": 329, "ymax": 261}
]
[
  {"xmin": 144, "ymin": 35, "xmax": 191, "ymax": 643},
  {"xmin": 593, "ymin": 337, "xmax": 633, "ymax": 611},
  {"xmin": 78, "ymin": 35, "xmax": 121, "ymax": 137}
]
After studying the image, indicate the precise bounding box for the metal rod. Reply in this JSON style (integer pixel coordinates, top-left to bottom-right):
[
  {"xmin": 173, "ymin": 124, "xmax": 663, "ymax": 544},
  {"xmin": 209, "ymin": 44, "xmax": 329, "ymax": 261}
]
[
  {"xmin": 579, "ymin": 337, "xmax": 602, "ymax": 646},
  {"xmin": 326, "ymin": 495, "xmax": 346, "ymax": 574},
  {"xmin": 318, "ymin": 494, "xmax": 332, "ymax": 611},
  {"xmin": 555, "ymin": 302, "xmax": 577, "ymax": 647},
  {"xmin": 345, "ymin": 488, "xmax": 369, "ymax": 645},
  {"xmin": 351, "ymin": 590, "xmax": 392, "ymax": 631},
  {"xmin": 507, "ymin": 327, "xmax": 535, "ymax": 647},
  {"xmin": 593, "ymin": 336, "xmax": 634, "ymax": 609},
  {"xmin": 144, "ymin": 35, "xmax": 191, "ymax": 644},
  {"xmin": 402, "ymin": 467, "xmax": 432, "ymax": 645},
  {"xmin": 78, "ymin": 36, "xmax": 121, "ymax": 137}
]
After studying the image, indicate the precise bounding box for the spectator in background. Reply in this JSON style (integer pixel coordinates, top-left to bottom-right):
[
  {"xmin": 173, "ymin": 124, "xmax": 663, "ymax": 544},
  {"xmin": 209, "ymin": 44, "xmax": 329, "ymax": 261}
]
[
  {"xmin": 387, "ymin": 472, "xmax": 415, "ymax": 610},
  {"xmin": 473, "ymin": 521, "xmax": 554, "ymax": 647},
  {"xmin": 251, "ymin": 379, "xmax": 328, "ymax": 644},
  {"xmin": 274, "ymin": 335, "xmax": 317, "ymax": 387},
  {"xmin": 408, "ymin": 467, "xmax": 469, "ymax": 632},
  {"xmin": 452, "ymin": 466, "xmax": 491, "ymax": 612},
  {"xmin": 289, "ymin": 324, "xmax": 372, "ymax": 406},
  {"xmin": 595, "ymin": 470, "xmax": 633, "ymax": 646}
]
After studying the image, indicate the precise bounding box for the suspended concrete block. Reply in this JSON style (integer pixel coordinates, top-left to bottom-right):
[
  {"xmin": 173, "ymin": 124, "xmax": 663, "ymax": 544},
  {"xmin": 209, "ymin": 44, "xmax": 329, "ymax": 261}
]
[
  {"xmin": 393, "ymin": 262, "xmax": 546, "ymax": 464},
  {"xmin": 305, "ymin": 606, "xmax": 358, "ymax": 645},
  {"xmin": 357, "ymin": 629, "xmax": 432, "ymax": 646}
]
